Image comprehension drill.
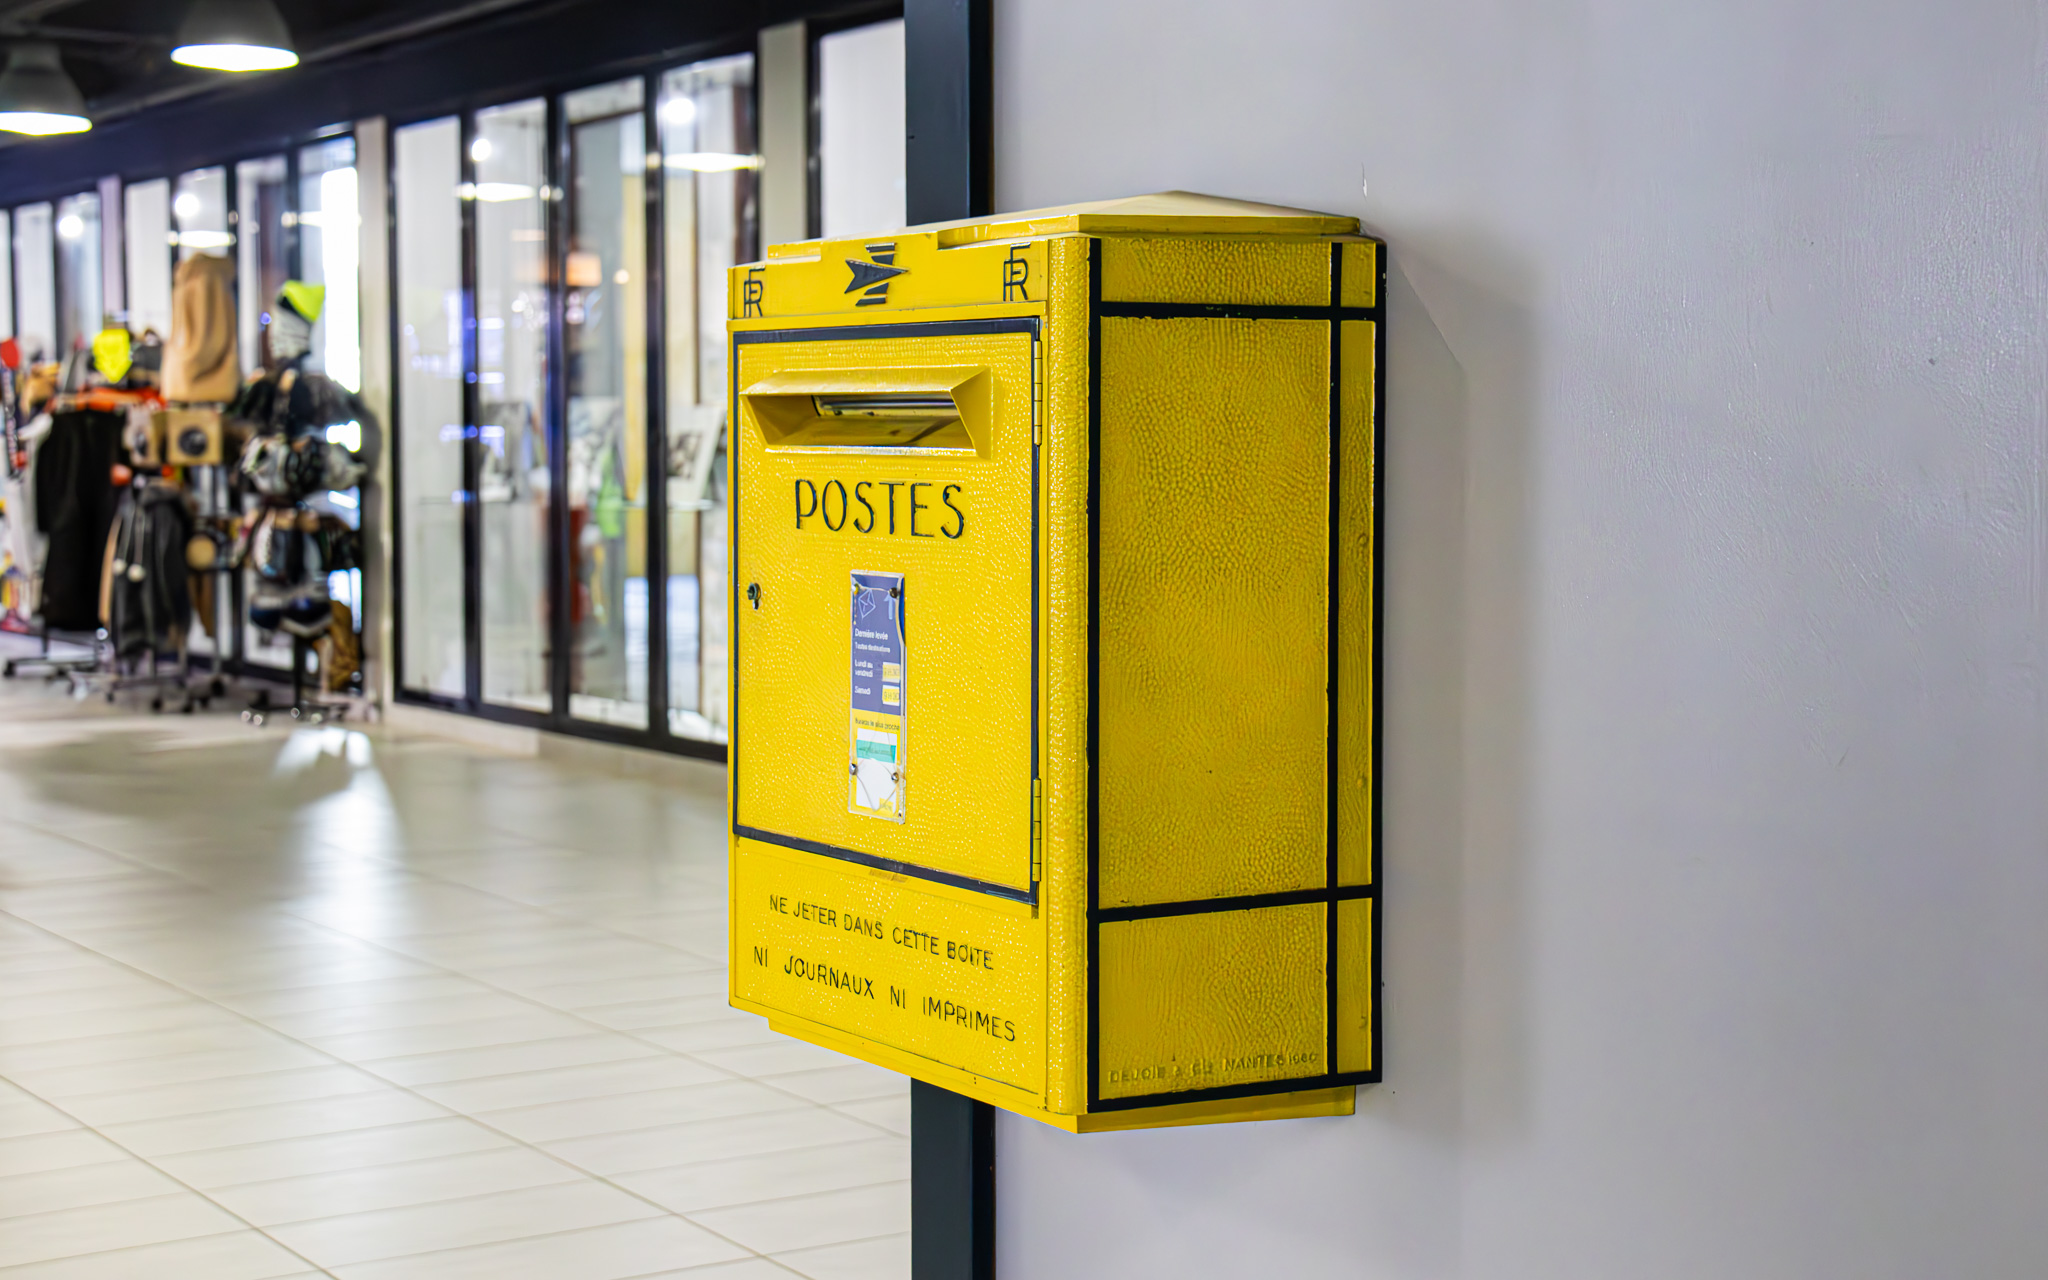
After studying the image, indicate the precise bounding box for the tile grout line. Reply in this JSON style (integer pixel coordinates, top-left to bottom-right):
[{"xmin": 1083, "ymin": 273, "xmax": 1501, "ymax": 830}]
[
  {"xmin": 0, "ymin": 963, "xmax": 347, "ymax": 1277},
  {"xmin": 0, "ymin": 902, "xmax": 788, "ymax": 1273},
  {"xmin": 1, "ymin": 827, "xmax": 908, "ymax": 1269},
  {"xmin": 26, "ymin": 814, "xmax": 909, "ymax": 1143}
]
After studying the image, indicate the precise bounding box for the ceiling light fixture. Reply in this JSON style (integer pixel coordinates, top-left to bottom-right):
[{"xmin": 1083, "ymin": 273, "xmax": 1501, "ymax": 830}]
[
  {"xmin": 172, "ymin": 0, "xmax": 300, "ymax": 72},
  {"xmin": 0, "ymin": 43, "xmax": 91, "ymax": 136}
]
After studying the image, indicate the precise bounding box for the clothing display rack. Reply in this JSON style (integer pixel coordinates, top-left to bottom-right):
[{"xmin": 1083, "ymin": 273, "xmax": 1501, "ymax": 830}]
[
  {"xmin": 1, "ymin": 370, "xmax": 233, "ymax": 713},
  {"xmin": 0, "ymin": 618, "xmax": 105, "ymax": 681}
]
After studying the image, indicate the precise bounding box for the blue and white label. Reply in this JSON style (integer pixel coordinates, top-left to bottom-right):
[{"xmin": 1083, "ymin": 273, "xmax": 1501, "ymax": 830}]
[{"xmin": 849, "ymin": 571, "xmax": 906, "ymax": 822}]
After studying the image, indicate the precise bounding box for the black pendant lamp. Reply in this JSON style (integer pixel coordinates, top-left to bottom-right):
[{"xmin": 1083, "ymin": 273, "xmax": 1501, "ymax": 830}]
[
  {"xmin": 172, "ymin": 0, "xmax": 300, "ymax": 72},
  {"xmin": 0, "ymin": 42, "xmax": 90, "ymax": 135}
]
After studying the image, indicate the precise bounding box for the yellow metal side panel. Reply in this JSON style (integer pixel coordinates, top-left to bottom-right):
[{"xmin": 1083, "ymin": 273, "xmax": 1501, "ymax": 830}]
[
  {"xmin": 1337, "ymin": 320, "xmax": 1377, "ymax": 885},
  {"xmin": 1097, "ymin": 904, "xmax": 1326, "ymax": 1100},
  {"xmin": 1100, "ymin": 238, "xmax": 1329, "ymax": 307},
  {"xmin": 1336, "ymin": 897, "xmax": 1373, "ymax": 1073},
  {"xmin": 1098, "ymin": 317, "xmax": 1329, "ymax": 906},
  {"xmin": 732, "ymin": 843, "xmax": 1047, "ymax": 1102},
  {"xmin": 733, "ymin": 331, "xmax": 1036, "ymax": 893},
  {"xmin": 1340, "ymin": 240, "xmax": 1379, "ymax": 308},
  {"xmin": 1041, "ymin": 236, "xmax": 1094, "ymax": 1115}
]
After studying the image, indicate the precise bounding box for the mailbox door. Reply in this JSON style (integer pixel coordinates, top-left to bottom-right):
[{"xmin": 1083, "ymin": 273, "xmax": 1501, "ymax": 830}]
[{"xmin": 731, "ymin": 323, "xmax": 1039, "ymax": 901}]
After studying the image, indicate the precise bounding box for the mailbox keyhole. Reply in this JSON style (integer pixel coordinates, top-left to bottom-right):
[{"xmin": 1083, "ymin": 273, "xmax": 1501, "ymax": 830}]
[{"xmin": 746, "ymin": 583, "xmax": 761, "ymax": 610}]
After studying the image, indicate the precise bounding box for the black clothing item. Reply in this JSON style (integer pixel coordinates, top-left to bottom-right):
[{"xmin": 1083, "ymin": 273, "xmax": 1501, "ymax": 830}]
[
  {"xmin": 32, "ymin": 409, "xmax": 126, "ymax": 632},
  {"xmin": 227, "ymin": 368, "xmax": 381, "ymax": 469},
  {"xmin": 108, "ymin": 482, "xmax": 192, "ymax": 657}
]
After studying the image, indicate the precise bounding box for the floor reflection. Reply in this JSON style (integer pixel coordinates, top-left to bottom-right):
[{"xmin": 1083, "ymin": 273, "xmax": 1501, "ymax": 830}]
[{"xmin": 0, "ymin": 659, "xmax": 909, "ymax": 1279}]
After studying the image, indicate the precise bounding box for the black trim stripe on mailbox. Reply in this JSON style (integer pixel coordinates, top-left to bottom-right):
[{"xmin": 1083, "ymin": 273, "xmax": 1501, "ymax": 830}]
[
  {"xmin": 1096, "ymin": 883, "xmax": 1375, "ymax": 925},
  {"xmin": 729, "ymin": 315, "xmax": 1043, "ymax": 907},
  {"xmin": 734, "ymin": 317, "xmax": 1042, "ymax": 346},
  {"xmin": 1084, "ymin": 237, "xmax": 1389, "ymax": 1111},
  {"xmin": 736, "ymin": 827, "xmax": 1037, "ymax": 904}
]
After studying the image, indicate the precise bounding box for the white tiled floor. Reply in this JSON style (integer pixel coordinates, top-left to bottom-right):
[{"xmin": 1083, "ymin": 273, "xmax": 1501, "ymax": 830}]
[{"xmin": 0, "ymin": 670, "xmax": 908, "ymax": 1278}]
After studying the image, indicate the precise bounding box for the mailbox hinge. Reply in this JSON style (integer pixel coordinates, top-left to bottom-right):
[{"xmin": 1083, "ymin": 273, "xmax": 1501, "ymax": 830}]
[
  {"xmin": 1030, "ymin": 777, "xmax": 1043, "ymax": 884},
  {"xmin": 1031, "ymin": 333, "xmax": 1043, "ymax": 445}
]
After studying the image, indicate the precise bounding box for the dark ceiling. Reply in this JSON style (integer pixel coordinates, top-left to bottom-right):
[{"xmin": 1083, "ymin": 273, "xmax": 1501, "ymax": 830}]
[{"xmin": 0, "ymin": 0, "xmax": 550, "ymax": 123}]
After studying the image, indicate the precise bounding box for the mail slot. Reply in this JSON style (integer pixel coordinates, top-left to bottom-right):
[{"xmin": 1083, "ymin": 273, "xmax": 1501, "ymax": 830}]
[{"xmin": 727, "ymin": 193, "xmax": 1383, "ymax": 1131}]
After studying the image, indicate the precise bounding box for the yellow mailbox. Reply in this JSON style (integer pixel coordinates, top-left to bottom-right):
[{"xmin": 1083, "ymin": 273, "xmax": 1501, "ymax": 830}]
[{"xmin": 727, "ymin": 192, "xmax": 1382, "ymax": 1131}]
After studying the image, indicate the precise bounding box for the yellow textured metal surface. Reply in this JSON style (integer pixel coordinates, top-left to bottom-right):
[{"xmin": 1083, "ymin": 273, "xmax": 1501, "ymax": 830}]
[
  {"xmin": 1336, "ymin": 897, "xmax": 1373, "ymax": 1074},
  {"xmin": 1040, "ymin": 237, "xmax": 1093, "ymax": 1114},
  {"xmin": 1097, "ymin": 316, "xmax": 1330, "ymax": 906},
  {"xmin": 1338, "ymin": 320, "xmax": 1377, "ymax": 885},
  {"xmin": 733, "ymin": 330, "xmax": 1036, "ymax": 893},
  {"xmin": 1097, "ymin": 904, "xmax": 1326, "ymax": 1100},
  {"xmin": 729, "ymin": 206, "xmax": 1382, "ymax": 1130},
  {"xmin": 1340, "ymin": 240, "xmax": 1379, "ymax": 308},
  {"xmin": 1100, "ymin": 237, "xmax": 1329, "ymax": 307},
  {"xmin": 731, "ymin": 844, "xmax": 1046, "ymax": 1099}
]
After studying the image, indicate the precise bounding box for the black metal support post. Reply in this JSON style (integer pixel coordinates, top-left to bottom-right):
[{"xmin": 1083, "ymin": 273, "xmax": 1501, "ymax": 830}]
[
  {"xmin": 912, "ymin": 1080, "xmax": 996, "ymax": 1280},
  {"xmin": 904, "ymin": 0, "xmax": 993, "ymax": 225},
  {"xmin": 905, "ymin": 5, "xmax": 998, "ymax": 1274}
]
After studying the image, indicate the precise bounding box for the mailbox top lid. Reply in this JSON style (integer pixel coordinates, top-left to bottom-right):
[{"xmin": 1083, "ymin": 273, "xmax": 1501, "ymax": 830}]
[{"xmin": 764, "ymin": 190, "xmax": 1359, "ymax": 259}]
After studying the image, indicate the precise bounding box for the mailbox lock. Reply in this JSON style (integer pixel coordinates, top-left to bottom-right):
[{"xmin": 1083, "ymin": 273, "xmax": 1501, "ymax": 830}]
[{"xmin": 746, "ymin": 582, "xmax": 761, "ymax": 609}]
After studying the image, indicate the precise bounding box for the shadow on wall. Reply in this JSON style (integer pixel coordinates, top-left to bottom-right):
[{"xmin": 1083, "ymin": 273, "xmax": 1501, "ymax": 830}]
[
  {"xmin": 1386, "ymin": 229, "xmax": 1540, "ymax": 1156},
  {"xmin": 994, "ymin": 230, "xmax": 1543, "ymax": 1280}
]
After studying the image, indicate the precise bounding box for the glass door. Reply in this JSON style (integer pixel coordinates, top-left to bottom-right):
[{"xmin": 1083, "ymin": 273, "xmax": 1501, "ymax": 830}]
[
  {"xmin": 473, "ymin": 99, "xmax": 553, "ymax": 712},
  {"xmin": 297, "ymin": 137, "xmax": 360, "ymax": 391},
  {"xmin": 393, "ymin": 117, "xmax": 468, "ymax": 699},
  {"xmin": 384, "ymin": 50, "xmax": 805, "ymax": 761},
  {"xmin": 123, "ymin": 180, "xmax": 173, "ymax": 339},
  {"xmin": 236, "ymin": 156, "xmax": 288, "ymax": 377},
  {"xmin": 659, "ymin": 56, "xmax": 756, "ymax": 744},
  {"xmin": 13, "ymin": 203, "xmax": 55, "ymax": 366},
  {"xmin": 562, "ymin": 79, "xmax": 650, "ymax": 729},
  {"xmin": 53, "ymin": 192, "xmax": 100, "ymax": 358}
]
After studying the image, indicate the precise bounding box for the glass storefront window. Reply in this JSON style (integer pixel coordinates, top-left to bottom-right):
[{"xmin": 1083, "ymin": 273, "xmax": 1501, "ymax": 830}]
[
  {"xmin": 123, "ymin": 180, "xmax": 173, "ymax": 339},
  {"xmin": 817, "ymin": 18, "xmax": 906, "ymax": 238},
  {"xmin": 659, "ymin": 55, "xmax": 754, "ymax": 743},
  {"xmin": 53, "ymin": 193, "xmax": 100, "ymax": 357},
  {"xmin": 0, "ymin": 210, "xmax": 12, "ymax": 344},
  {"xmin": 299, "ymin": 138, "xmax": 364, "ymax": 644},
  {"xmin": 474, "ymin": 99, "xmax": 552, "ymax": 712},
  {"xmin": 229, "ymin": 158, "xmax": 298, "ymax": 672},
  {"xmin": 236, "ymin": 156, "xmax": 288, "ymax": 376},
  {"xmin": 173, "ymin": 167, "xmax": 230, "ymax": 260},
  {"xmin": 563, "ymin": 78, "xmax": 649, "ymax": 729},
  {"xmin": 299, "ymin": 137, "xmax": 360, "ymax": 390},
  {"xmin": 394, "ymin": 116, "xmax": 468, "ymax": 698},
  {"xmin": 13, "ymin": 203, "xmax": 55, "ymax": 366},
  {"xmin": 375, "ymin": 45, "xmax": 904, "ymax": 755}
]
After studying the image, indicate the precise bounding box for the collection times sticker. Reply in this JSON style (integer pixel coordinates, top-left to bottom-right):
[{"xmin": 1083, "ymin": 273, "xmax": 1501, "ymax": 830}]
[{"xmin": 849, "ymin": 571, "xmax": 906, "ymax": 822}]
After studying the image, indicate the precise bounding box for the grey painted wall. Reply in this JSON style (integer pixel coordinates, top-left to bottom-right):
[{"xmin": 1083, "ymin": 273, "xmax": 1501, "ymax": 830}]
[{"xmin": 992, "ymin": 1, "xmax": 2048, "ymax": 1276}]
